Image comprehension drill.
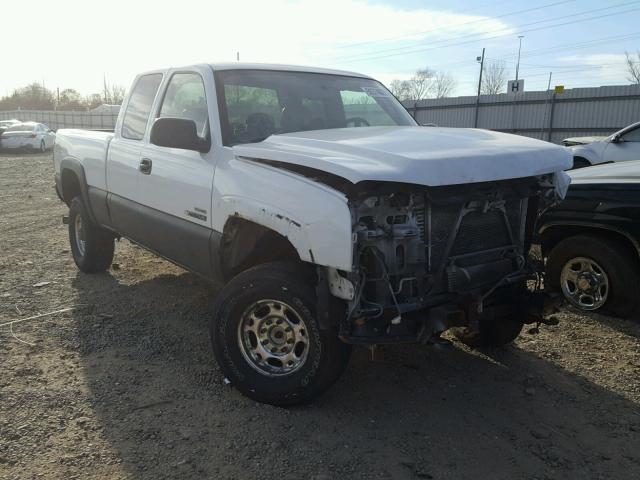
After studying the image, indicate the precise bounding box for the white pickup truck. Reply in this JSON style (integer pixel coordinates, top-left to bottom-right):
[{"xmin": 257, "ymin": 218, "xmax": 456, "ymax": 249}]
[{"xmin": 54, "ymin": 63, "xmax": 571, "ymax": 406}]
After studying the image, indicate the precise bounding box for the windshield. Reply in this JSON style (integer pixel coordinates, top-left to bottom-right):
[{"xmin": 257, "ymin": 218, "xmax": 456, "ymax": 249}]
[{"xmin": 214, "ymin": 69, "xmax": 416, "ymax": 145}]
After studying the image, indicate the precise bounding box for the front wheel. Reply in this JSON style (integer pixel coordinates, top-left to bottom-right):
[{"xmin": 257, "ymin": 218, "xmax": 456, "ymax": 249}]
[{"xmin": 210, "ymin": 262, "xmax": 351, "ymax": 406}]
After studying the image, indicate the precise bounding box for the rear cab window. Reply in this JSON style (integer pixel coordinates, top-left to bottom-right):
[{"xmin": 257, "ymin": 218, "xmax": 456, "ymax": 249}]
[{"xmin": 121, "ymin": 73, "xmax": 163, "ymax": 140}]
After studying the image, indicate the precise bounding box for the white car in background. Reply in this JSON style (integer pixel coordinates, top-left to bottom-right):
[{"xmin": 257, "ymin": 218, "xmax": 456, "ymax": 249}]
[
  {"xmin": 564, "ymin": 121, "xmax": 640, "ymax": 168},
  {"xmin": 0, "ymin": 119, "xmax": 21, "ymax": 139},
  {"xmin": 0, "ymin": 122, "xmax": 56, "ymax": 152}
]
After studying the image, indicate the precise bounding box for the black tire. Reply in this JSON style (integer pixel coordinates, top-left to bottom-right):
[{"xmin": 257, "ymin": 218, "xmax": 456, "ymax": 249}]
[
  {"xmin": 68, "ymin": 197, "xmax": 115, "ymax": 273},
  {"xmin": 210, "ymin": 261, "xmax": 351, "ymax": 406},
  {"xmin": 546, "ymin": 234, "xmax": 640, "ymax": 318},
  {"xmin": 452, "ymin": 316, "xmax": 523, "ymax": 348}
]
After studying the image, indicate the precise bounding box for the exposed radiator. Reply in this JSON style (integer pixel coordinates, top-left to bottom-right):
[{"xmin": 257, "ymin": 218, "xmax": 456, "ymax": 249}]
[{"xmin": 451, "ymin": 209, "xmax": 511, "ymax": 256}]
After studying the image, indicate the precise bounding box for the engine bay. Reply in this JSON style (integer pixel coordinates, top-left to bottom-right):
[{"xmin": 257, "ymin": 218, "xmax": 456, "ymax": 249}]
[{"xmin": 336, "ymin": 177, "xmax": 553, "ymax": 343}]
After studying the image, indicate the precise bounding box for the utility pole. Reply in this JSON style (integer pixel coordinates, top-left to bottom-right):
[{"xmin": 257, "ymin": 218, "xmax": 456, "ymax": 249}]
[
  {"xmin": 103, "ymin": 73, "xmax": 108, "ymax": 104},
  {"xmin": 474, "ymin": 48, "xmax": 485, "ymax": 128},
  {"xmin": 540, "ymin": 72, "xmax": 553, "ymax": 139},
  {"xmin": 515, "ymin": 35, "xmax": 524, "ymax": 82},
  {"xmin": 476, "ymin": 48, "xmax": 485, "ymax": 97}
]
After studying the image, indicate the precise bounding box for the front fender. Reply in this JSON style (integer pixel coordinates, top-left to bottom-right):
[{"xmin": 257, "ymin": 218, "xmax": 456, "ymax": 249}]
[
  {"xmin": 570, "ymin": 144, "xmax": 604, "ymax": 165},
  {"xmin": 212, "ymin": 157, "xmax": 353, "ymax": 271}
]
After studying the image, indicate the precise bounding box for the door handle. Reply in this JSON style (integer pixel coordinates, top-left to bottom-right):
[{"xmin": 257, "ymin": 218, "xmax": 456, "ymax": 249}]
[{"xmin": 139, "ymin": 158, "xmax": 152, "ymax": 174}]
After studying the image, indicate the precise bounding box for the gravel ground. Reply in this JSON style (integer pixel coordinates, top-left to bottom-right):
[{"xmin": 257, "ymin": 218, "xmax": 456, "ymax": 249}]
[{"xmin": 1, "ymin": 152, "xmax": 639, "ymax": 480}]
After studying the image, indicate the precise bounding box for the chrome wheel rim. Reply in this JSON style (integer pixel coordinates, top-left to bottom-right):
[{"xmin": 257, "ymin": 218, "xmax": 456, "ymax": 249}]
[
  {"xmin": 237, "ymin": 299, "xmax": 309, "ymax": 377},
  {"xmin": 560, "ymin": 256, "xmax": 609, "ymax": 310},
  {"xmin": 74, "ymin": 214, "xmax": 86, "ymax": 256}
]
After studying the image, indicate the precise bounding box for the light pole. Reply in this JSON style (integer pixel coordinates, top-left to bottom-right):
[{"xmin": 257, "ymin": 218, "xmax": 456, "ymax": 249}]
[
  {"xmin": 515, "ymin": 35, "xmax": 524, "ymax": 82},
  {"xmin": 474, "ymin": 48, "xmax": 485, "ymax": 128}
]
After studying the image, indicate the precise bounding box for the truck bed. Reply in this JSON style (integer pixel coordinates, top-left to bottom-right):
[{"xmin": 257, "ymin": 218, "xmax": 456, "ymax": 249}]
[{"xmin": 54, "ymin": 129, "xmax": 114, "ymax": 192}]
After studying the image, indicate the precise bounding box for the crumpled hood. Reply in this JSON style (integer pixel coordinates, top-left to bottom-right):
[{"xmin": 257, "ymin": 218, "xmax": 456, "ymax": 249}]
[{"xmin": 233, "ymin": 126, "xmax": 572, "ymax": 187}]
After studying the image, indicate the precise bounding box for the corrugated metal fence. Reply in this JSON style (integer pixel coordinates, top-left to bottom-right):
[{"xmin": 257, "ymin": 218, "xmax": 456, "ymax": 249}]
[
  {"xmin": 403, "ymin": 84, "xmax": 640, "ymax": 144},
  {"xmin": 0, "ymin": 109, "xmax": 119, "ymax": 130}
]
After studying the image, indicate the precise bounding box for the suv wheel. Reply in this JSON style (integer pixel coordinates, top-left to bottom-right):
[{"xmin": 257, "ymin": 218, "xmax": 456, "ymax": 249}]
[
  {"xmin": 68, "ymin": 197, "xmax": 115, "ymax": 273},
  {"xmin": 546, "ymin": 234, "xmax": 640, "ymax": 318},
  {"xmin": 210, "ymin": 262, "xmax": 351, "ymax": 406}
]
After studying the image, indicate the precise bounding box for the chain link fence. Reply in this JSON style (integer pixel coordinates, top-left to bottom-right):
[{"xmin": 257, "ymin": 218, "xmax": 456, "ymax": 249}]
[{"xmin": 0, "ymin": 109, "xmax": 119, "ymax": 131}]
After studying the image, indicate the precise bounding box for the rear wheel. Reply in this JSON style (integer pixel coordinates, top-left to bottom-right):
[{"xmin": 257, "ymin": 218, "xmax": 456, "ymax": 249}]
[
  {"xmin": 546, "ymin": 234, "xmax": 640, "ymax": 318},
  {"xmin": 210, "ymin": 262, "xmax": 351, "ymax": 406},
  {"xmin": 68, "ymin": 197, "xmax": 115, "ymax": 273}
]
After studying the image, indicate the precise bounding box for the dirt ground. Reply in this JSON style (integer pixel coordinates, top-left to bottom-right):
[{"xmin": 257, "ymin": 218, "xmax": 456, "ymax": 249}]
[{"xmin": 1, "ymin": 152, "xmax": 639, "ymax": 480}]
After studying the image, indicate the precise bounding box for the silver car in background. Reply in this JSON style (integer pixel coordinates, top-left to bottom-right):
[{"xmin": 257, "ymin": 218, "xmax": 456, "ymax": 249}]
[{"xmin": 0, "ymin": 122, "xmax": 55, "ymax": 152}]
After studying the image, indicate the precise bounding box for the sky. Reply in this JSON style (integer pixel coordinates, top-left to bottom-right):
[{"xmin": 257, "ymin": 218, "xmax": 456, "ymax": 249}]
[{"xmin": 1, "ymin": 0, "xmax": 639, "ymax": 98}]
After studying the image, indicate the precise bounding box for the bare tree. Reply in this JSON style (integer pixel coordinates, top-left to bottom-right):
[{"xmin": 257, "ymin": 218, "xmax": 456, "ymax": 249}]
[
  {"xmin": 388, "ymin": 67, "xmax": 456, "ymax": 101},
  {"xmin": 432, "ymin": 71, "xmax": 456, "ymax": 98},
  {"xmin": 57, "ymin": 89, "xmax": 84, "ymax": 110},
  {"xmin": 389, "ymin": 79, "xmax": 412, "ymax": 101},
  {"xmin": 103, "ymin": 83, "xmax": 127, "ymax": 105},
  {"xmin": 406, "ymin": 68, "xmax": 435, "ymax": 100},
  {"xmin": 481, "ymin": 60, "xmax": 508, "ymax": 95},
  {"xmin": 625, "ymin": 51, "xmax": 640, "ymax": 84}
]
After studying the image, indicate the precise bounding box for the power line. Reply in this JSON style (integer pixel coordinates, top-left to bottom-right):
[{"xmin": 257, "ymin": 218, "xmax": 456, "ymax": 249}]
[
  {"xmin": 394, "ymin": 36, "xmax": 638, "ymax": 72},
  {"xmin": 337, "ymin": 0, "xmax": 576, "ymax": 50},
  {"xmin": 499, "ymin": 32, "xmax": 640, "ymax": 60},
  {"xmin": 334, "ymin": 2, "xmax": 640, "ymax": 63}
]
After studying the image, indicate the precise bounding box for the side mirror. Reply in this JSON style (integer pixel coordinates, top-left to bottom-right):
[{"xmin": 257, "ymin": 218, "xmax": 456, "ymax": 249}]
[
  {"xmin": 150, "ymin": 117, "xmax": 210, "ymax": 153},
  {"xmin": 610, "ymin": 134, "xmax": 622, "ymax": 143}
]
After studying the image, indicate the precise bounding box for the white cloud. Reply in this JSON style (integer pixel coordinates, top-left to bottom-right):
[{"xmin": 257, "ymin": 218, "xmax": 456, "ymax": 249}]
[
  {"xmin": 554, "ymin": 53, "xmax": 631, "ymax": 87},
  {"xmin": 0, "ymin": 0, "xmax": 513, "ymax": 95}
]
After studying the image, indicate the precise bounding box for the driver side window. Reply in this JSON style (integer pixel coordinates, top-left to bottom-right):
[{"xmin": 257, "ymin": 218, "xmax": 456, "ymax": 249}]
[{"xmin": 159, "ymin": 73, "xmax": 209, "ymax": 139}]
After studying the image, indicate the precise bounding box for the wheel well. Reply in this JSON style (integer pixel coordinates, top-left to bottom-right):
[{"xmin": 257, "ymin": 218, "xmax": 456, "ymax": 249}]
[
  {"xmin": 60, "ymin": 169, "xmax": 81, "ymax": 205},
  {"xmin": 572, "ymin": 156, "xmax": 591, "ymax": 168},
  {"xmin": 220, "ymin": 216, "xmax": 302, "ymax": 281},
  {"xmin": 540, "ymin": 225, "xmax": 640, "ymax": 265}
]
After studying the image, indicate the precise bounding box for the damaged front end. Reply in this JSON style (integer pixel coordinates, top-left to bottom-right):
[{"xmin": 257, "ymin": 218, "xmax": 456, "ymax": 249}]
[{"xmin": 330, "ymin": 175, "xmax": 563, "ymax": 345}]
